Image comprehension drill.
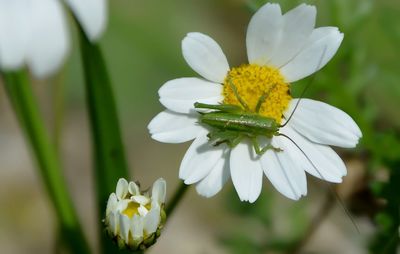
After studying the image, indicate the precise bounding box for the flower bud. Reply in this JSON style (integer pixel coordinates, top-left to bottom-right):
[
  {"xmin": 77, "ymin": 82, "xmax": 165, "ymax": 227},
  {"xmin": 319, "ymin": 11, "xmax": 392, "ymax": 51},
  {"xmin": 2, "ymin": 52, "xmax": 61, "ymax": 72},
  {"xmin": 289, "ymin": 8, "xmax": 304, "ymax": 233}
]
[{"xmin": 104, "ymin": 178, "xmax": 166, "ymax": 250}]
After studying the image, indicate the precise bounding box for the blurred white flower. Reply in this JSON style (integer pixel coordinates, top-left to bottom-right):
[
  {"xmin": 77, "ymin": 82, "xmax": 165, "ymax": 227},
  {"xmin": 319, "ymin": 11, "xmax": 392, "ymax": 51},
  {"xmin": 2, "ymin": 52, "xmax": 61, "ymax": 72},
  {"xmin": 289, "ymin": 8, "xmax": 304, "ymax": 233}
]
[
  {"xmin": 0, "ymin": 0, "xmax": 107, "ymax": 78},
  {"xmin": 104, "ymin": 178, "xmax": 166, "ymax": 250},
  {"xmin": 148, "ymin": 3, "xmax": 362, "ymax": 202}
]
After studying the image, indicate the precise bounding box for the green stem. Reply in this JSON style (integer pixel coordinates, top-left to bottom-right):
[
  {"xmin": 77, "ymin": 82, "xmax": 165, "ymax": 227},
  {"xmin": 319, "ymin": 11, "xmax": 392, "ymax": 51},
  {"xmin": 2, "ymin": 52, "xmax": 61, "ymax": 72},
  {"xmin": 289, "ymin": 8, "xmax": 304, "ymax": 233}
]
[
  {"xmin": 77, "ymin": 25, "xmax": 130, "ymax": 253},
  {"xmin": 166, "ymin": 182, "xmax": 190, "ymax": 216},
  {"xmin": 52, "ymin": 72, "xmax": 66, "ymax": 153},
  {"xmin": 1, "ymin": 71, "xmax": 90, "ymax": 254}
]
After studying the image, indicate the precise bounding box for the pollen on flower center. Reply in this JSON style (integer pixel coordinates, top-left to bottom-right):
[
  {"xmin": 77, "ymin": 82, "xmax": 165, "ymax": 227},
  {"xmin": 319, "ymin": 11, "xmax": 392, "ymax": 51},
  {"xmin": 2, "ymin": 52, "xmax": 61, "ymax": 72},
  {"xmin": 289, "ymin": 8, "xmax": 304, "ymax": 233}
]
[
  {"xmin": 122, "ymin": 202, "xmax": 140, "ymax": 218},
  {"xmin": 223, "ymin": 64, "xmax": 291, "ymax": 123},
  {"xmin": 122, "ymin": 197, "xmax": 152, "ymax": 218}
]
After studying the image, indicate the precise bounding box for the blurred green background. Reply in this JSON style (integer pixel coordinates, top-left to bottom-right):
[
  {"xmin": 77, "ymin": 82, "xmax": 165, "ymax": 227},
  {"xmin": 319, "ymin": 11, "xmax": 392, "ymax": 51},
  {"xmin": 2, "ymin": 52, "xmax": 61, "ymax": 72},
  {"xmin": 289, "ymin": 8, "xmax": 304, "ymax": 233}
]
[{"xmin": 1, "ymin": 0, "xmax": 399, "ymax": 253}]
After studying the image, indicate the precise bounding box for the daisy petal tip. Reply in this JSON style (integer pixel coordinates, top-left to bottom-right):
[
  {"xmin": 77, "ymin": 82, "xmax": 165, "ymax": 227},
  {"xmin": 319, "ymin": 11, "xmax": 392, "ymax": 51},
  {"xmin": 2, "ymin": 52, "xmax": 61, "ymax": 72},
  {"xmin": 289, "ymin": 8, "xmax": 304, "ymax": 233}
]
[
  {"xmin": 178, "ymin": 172, "xmax": 186, "ymax": 181},
  {"xmin": 239, "ymin": 196, "xmax": 247, "ymax": 202},
  {"xmin": 356, "ymin": 128, "xmax": 363, "ymax": 139},
  {"xmin": 195, "ymin": 188, "xmax": 211, "ymax": 198},
  {"xmin": 179, "ymin": 166, "xmax": 192, "ymax": 181},
  {"xmin": 149, "ymin": 134, "xmax": 164, "ymax": 143},
  {"xmin": 292, "ymin": 195, "xmax": 301, "ymax": 201},
  {"xmin": 184, "ymin": 32, "xmax": 202, "ymax": 39},
  {"xmin": 293, "ymin": 3, "xmax": 317, "ymax": 16},
  {"xmin": 301, "ymin": 3, "xmax": 317, "ymax": 12},
  {"xmin": 260, "ymin": 2, "xmax": 281, "ymax": 11},
  {"xmin": 196, "ymin": 187, "xmax": 220, "ymax": 199},
  {"xmin": 183, "ymin": 178, "xmax": 196, "ymax": 185},
  {"xmin": 284, "ymin": 192, "xmax": 300, "ymax": 201},
  {"xmin": 248, "ymin": 196, "xmax": 258, "ymax": 204},
  {"xmin": 181, "ymin": 32, "xmax": 229, "ymax": 83}
]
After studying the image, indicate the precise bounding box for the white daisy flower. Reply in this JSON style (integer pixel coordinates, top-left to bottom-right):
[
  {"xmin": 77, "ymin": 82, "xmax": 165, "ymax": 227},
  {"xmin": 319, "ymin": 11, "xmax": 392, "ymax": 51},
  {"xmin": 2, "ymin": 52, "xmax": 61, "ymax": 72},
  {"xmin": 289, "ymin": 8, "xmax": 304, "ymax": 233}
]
[
  {"xmin": 148, "ymin": 3, "xmax": 362, "ymax": 202},
  {"xmin": 0, "ymin": 0, "xmax": 107, "ymax": 78},
  {"xmin": 105, "ymin": 178, "xmax": 166, "ymax": 250}
]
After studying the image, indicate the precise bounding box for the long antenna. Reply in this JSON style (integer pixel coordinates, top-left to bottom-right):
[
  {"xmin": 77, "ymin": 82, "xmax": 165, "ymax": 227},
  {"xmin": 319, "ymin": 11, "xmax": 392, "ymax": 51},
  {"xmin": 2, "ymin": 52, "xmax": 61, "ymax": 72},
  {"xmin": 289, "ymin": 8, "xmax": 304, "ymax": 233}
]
[
  {"xmin": 255, "ymin": 82, "xmax": 278, "ymax": 113},
  {"xmin": 278, "ymin": 133, "xmax": 360, "ymax": 234},
  {"xmin": 280, "ymin": 46, "xmax": 328, "ymax": 128},
  {"xmin": 228, "ymin": 78, "xmax": 250, "ymax": 111}
]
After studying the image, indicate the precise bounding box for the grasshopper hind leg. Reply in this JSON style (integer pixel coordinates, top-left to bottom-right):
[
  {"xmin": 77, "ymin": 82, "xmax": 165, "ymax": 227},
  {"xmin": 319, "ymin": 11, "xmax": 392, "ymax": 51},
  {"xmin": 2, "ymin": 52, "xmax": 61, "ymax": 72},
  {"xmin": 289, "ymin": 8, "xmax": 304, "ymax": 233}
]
[{"xmin": 251, "ymin": 137, "xmax": 282, "ymax": 155}]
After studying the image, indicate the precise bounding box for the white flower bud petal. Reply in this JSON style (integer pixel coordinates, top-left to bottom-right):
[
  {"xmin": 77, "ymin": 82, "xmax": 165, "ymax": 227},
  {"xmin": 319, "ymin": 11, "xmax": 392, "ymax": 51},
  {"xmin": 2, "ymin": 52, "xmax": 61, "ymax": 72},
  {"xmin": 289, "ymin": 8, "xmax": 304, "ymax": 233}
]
[
  {"xmin": 116, "ymin": 199, "xmax": 129, "ymax": 213},
  {"xmin": 138, "ymin": 205, "xmax": 149, "ymax": 217},
  {"xmin": 128, "ymin": 181, "xmax": 140, "ymax": 196},
  {"xmin": 151, "ymin": 178, "xmax": 166, "ymax": 207},
  {"xmin": 131, "ymin": 215, "xmax": 144, "ymax": 239},
  {"xmin": 106, "ymin": 193, "xmax": 117, "ymax": 216},
  {"xmin": 108, "ymin": 211, "xmax": 119, "ymax": 235},
  {"xmin": 119, "ymin": 214, "xmax": 131, "ymax": 244},
  {"xmin": 144, "ymin": 208, "xmax": 160, "ymax": 235},
  {"xmin": 131, "ymin": 195, "xmax": 150, "ymax": 206},
  {"xmin": 116, "ymin": 178, "xmax": 129, "ymax": 200}
]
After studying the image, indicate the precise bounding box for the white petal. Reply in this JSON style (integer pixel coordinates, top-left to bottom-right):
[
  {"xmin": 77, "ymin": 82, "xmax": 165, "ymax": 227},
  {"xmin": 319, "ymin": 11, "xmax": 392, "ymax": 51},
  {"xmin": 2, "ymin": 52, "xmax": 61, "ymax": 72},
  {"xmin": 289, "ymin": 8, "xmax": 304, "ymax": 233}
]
[
  {"xmin": 27, "ymin": 0, "xmax": 70, "ymax": 78},
  {"xmin": 144, "ymin": 207, "xmax": 160, "ymax": 235},
  {"xmin": 128, "ymin": 181, "xmax": 140, "ymax": 196},
  {"xmin": 131, "ymin": 195, "xmax": 150, "ymax": 206},
  {"xmin": 246, "ymin": 3, "xmax": 283, "ymax": 65},
  {"xmin": 179, "ymin": 133, "xmax": 226, "ymax": 185},
  {"xmin": 230, "ymin": 141, "xmax": 263, "ymax": 203},
  {"xmin": 152, "ymin": 178, "xmax": 166, "ymax": 206},
  {"xmin": 159, "ymin": 78, "xmax": 222, "ymax": 114},
  {"xmin": 0, "ymin": 1, "xmax": 29, "ymax": 70},
  {"xmin": 65, "ymin": 0, "xmax": 107, "ymax": 42},
  {"xmin": 106, "ymin": 193, "xmax": 117, "ymax": 215},
  {"xmin": 108, "ymin": 211, "xmax": 119, "ymax": 235},
  {"xmin": 280, "ymin": 126, "xmax": 346, "ymax": 183},
  {"xmin": 116, "ymin": 178, "xmax": 129, "ymax": 200},
  {"xmin": 280, "ymin": 27, "xmax": 344, "ymax": 82},
  {"xmin": 131, "ymin": 215, "xmax": 144, "ymax": 239},
  {"xmin": 119, "ymin": 214, "xmax": 131, "ymax": 243},
  {"xmin": 148, "ymin": 110, "xmax": 204, "ymax": 143},
  {"xmin": 261, "ymin": 136, "xmax": 307, "ymax": 200},
  {"xmin": 138, "ymin": 205, "xmax": 149, "ymax": 217},
  {"xmin": 182, "ymin": 32, "xmax": 229, "ymax": 83},
  {"xmin": 116, "ymin": 199, "xmax": 129, "ymax": 213},
  {"xmin": 195, "ymin": 153, "xmax": 230, "ymax": 198},
  {"xmin": 284, "ymin": 99, "xmax": 362, "ymax": 148},
  {"xmin": 268, "ymin": 4, "xmax": 316, "ymax": 68}
]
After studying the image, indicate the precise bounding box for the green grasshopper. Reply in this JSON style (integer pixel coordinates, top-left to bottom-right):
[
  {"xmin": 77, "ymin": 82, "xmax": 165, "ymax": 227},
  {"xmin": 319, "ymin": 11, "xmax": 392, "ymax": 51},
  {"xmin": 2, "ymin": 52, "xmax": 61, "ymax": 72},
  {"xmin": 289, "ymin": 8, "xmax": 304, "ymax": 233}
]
[
  {"xmin": 194, "ymin": 45, "xmax": 327, "ymax": 156},
  {"xmin": 194, "ymin": 79, "xmax": 287, "ymax": 155},
  {"xmin": 194, "ymin": 47, "xmax": 330, "ymax": 156}
]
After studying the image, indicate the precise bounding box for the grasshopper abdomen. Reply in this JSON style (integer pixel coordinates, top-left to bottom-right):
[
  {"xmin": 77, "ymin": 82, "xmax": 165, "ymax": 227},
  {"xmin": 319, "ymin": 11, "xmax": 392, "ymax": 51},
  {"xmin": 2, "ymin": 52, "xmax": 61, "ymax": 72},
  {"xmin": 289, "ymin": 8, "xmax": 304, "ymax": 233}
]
[{"xmin": 199, "ymin": 112, "xmax": 279, "ymax": 137}]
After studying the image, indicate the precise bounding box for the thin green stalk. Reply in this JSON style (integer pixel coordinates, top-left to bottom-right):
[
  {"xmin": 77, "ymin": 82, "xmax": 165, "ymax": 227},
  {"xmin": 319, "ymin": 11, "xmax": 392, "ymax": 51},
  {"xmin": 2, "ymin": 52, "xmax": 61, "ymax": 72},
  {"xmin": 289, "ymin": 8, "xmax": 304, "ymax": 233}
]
[
  {"xmin": 2, "ymin": 71, "xmax": 90, "ymax": 254},
  {"xmin": 166, "ymin": 182, "xmax": 190, "ymax": 216},
  {"xmin": 52, "ymin": 71, "xmax": 66, "ymax": 153},
  {"xmin": 77, "ymin": 26, "xmax": 130, "ymax": 253}
]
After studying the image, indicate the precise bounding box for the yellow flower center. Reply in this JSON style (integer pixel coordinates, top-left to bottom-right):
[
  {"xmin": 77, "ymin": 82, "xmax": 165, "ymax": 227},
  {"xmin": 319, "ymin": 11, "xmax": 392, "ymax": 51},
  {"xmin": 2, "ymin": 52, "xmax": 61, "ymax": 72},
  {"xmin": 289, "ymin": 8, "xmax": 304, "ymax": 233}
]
[
  {"xmin": 122, "ymin": 202, "xmax": 140, "ymax": 218},
  {"xmin": 122, "ymin": 200, "xmax": 152, "ymax": 218},
  {"xmin": 223, "ymin": 64, "xmax": 291, "ymax": 123}
]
